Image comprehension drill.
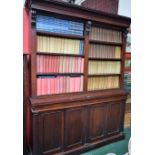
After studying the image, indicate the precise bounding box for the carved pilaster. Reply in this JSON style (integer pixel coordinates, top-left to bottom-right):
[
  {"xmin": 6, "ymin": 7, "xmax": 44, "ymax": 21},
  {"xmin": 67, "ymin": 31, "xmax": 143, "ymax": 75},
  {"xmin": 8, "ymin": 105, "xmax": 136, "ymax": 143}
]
[
  {"xmin": 123, "ymin": 29, "xmax": 129, "ymax": 39},
  {"xmin": 31, "ymin": 9, "xmax": 37, "ymax": 28},
  {"xmin": 85, "ymin": 21, "xmax": 92, "ymax": 35}
]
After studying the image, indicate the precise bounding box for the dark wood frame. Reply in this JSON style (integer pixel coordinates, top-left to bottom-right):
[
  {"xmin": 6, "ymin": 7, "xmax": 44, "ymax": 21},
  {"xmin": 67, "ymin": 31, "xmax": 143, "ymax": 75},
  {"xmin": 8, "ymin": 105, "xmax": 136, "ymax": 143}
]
[{"xmin": 24, "ymin": 0, "xmax": 131, "ymax": 155}]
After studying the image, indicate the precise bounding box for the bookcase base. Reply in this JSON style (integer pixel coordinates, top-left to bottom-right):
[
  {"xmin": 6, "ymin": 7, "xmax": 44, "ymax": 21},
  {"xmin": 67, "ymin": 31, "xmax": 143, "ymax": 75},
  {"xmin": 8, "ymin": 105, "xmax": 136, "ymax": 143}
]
[
  {"xmin": 28, "ymin": 91, "xmax": 127, "ymax": 155},
  {"xmin": 28, "ymin": 133, "xmax": 124, "ymax": 155}
]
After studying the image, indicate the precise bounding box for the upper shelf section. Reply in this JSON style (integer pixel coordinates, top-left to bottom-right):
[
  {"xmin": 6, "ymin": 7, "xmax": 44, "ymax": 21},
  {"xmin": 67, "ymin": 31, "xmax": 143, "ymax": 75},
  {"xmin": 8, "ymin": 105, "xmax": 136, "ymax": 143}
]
[{"xmin": 28, "ymin": 0, "xmax": 131, "ymax": 28}]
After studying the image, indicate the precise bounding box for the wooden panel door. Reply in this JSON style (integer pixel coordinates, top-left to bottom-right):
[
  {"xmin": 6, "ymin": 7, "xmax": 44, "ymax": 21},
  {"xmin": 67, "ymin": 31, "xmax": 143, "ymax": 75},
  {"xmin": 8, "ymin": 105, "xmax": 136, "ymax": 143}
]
[
  {"xmin": 42, "ymin": 111, "xmax": 64, "ymax": 155},
  {"xmin": 88, "ymin": 103, "xmax": 108, "ymax": 142},
  {"xmin": 107, "ymin": 102, "xmax": 122, "ymax": 136},
  {"xmin": 64, "ymin": 107, "xmax": 85, "ymax": 150}
]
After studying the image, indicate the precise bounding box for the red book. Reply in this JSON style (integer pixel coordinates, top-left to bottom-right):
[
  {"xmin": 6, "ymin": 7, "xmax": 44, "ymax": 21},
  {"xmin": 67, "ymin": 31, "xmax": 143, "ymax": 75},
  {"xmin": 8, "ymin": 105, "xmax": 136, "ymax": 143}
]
[
  {"xmin": 39, "ymin": 56, "xmax": 42, "ymax": 73},
  {"xmin": 41, "ymin": 78, "xmax": 44, "ymax": 95},
  {"xmin": 55, "ymin": 56, "xmax": 57, "ymax": 73},
  {"xmin": 74, "ymin": 77, "xmax": 78, "ymax": 92},
  {"xmin": 47, "ymin": 78, "xmax": 50, "ymax": 95},
  {"xmin": 43, "ymin": 78, "xmax": 46, "ymax": 95},
  {"xmin": 70, "ymin": 77, "xmax": 74, "ymax": 92},
  {"xmin": 45, "ymin": 78, "xmax": 48, "ymax": 95},
  {"xmin": 48, "ymin": 56, "xmax": 51, "ymax": 73},
  {"xmin": 81, "ymin": 58, "xmax": 84, "ymax": 73},
  {"xmin": 36, "ymin": 56, "xmax": 39, "ymax": 73},
  {"xmin": 45, "ymin": 56, "xmax": 48, "ymax": 73},
  {"xmin": 44, "ymin": 56, "xmax": 46, "ymax": 73},
  {"xmin": 47, "ymin": 56, "xmax": 49, "ymax": 73},
  {"xmin": 62, "ymin": 76, "xmax": 65, "ymax": 93},
  {"xmin": 51, "ymin": 56, "xmax": 54, "ymax": 73},
  {"xmin": 69, "ymin": 77, "xmax": 71, "ymax": 92},
  {"xmin": 42, "ymin": 56, "xmax": 45, "ymax": 73},
  {"xmin": 59, "ymin": 76, "xmax": 63, "ymax": 94},
  {"xmin": 66, "ymin": 76, "xmax": 69, "ymax": 93},
  {"xmin": 37, "ymin": 78, "xmax": 40, "ymax": 95},
  {"xmin": 55, "ymin": 77, "xmax": 58, "ymax": 94},
  {"xmin": 50, "ymin": 78, "xmax": 53, "ymax": 94},
  {"xmin": 57, "ymin": 56, "xmax": 60, "ymax": 73},
  {"xmin": 55, "ymin": 56, "xmax": 58, "ymax": 73},
  {"xmin": 53, "ymin": 56, "xmax": 56, "ymax": 73},
  {"xmin": 53, "ymin": 78, "xmax": 56, "ymax": 94},
  {"xmin": 80, "ymin": 76, "xmax": 83, "ymax": 91},
  {"xmin": 74, "ymin": 57, "xmax": 77, "ymax": 73},
  {"xmin": 77, "ymin": 77, "xmax": 80, "ymax": 92}
]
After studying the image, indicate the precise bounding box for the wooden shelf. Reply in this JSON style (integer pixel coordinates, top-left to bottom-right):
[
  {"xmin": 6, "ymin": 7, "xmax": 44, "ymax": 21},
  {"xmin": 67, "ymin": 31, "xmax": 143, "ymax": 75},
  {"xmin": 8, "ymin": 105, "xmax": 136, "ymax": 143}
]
[
  {"xmin": 37, "ymin": 30, "xmax": 84, "ymax": 40},
  {"xmin": 37, "ymin": 73, "xmax": 84, "ymax": 77},
  {"xmin": 37, "ymin": 52, "xmax": 84, "ymax": 57},
  {"xmin": 90, "ymin": 40, "xmax": 123, "ymax": 46},
  {"xmin": 88, "ymin": 88, "xmax": 120, "ymax": 92},
  {"xmin": 88, "ymin": 74, "xmax": 121, "ymax": 77},
  {"xmin": 89, "ymin": 58, "xmax": 121, "ymax": 61}
]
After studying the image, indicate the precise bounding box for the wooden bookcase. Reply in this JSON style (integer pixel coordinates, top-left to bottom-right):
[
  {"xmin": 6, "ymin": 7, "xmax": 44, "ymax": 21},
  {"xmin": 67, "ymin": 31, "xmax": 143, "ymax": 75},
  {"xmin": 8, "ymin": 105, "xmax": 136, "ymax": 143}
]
[{"xmin": 24, "ymin": 0, "xmax": 131, "ymax": 155}]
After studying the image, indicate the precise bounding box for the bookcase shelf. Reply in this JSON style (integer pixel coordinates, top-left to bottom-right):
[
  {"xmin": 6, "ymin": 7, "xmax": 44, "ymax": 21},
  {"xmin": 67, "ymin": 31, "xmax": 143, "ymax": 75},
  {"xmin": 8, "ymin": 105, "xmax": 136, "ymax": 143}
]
[
  {"xmin": 88, "ymin": 73, "xmax": 121, "ymax": 77},
  {"xmin": 37, "ymin": 30, "xmax": 84, "ymax": 40},
  {"xmin": 37, "ymin": 73, "xmax": 84, "ymax": 76},
  {"xmin": 90, "ymin": 40, "xmax": 123, "ymax": 46},
  {"xmin": 37, "ymin": 52, "xmax": 84, "ymax": 57},
  {"xmin": 24, "ymin": 1, "xmax": 130, "ymax": 155},
  {"xmin": 88, "ymin": 88, "xmax": 120, "ymax": 92},
  {"xmin": 88, "ymin": 58, "xmax": 122, "ymax": 61}
]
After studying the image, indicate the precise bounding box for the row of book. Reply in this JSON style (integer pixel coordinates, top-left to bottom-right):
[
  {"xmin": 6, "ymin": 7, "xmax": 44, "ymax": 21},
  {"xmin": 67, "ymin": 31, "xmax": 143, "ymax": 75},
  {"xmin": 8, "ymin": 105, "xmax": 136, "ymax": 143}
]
[
  {"xmin": 37, "ymin": 35, "xmax": 84, "ymax": 55},
  {"xmin": 89, "ymin": 44, "xmax": 121, "ymax": 59},
  {"xmin": 88, "ymin": 76, "xmax": 119, "ymax": 90},
  {"xmin": 90, "ymin": 27, "xmax": 122, "ymax": 43},
  {"xmin": 36, "ymin": 15, "xmax": 84, "ymax": 36},
  {"xmin": 37, "ymin": 76, "xmax": 83, "ymax": 95},
  {"xmin": 88, "ymin": 61, "xmax": 121, "ymax": 74},
  {"xmin": 37, "ymin": 55, "xmax": 84, "ymax": 73}
]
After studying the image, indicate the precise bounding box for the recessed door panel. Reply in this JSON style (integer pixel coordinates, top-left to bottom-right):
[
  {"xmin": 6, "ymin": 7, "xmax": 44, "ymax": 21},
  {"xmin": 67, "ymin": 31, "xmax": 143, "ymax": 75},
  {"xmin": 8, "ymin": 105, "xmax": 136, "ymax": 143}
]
[
  {"xmin": 42, "ymin": 111, "xmax": 63, "ymax": 154},
  {"xmin": 65, "ymin": 107, "xmax": 85, "ymax": 149},
  {"xmin": 88, "ymin": 104, "xmax": 108, "ymax": 142}
]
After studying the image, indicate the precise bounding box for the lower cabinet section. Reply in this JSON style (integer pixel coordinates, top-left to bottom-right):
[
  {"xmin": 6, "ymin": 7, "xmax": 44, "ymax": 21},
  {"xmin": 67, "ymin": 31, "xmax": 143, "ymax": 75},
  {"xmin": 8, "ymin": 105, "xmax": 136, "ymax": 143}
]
[{"xmin": 30, "ymin": 100, "xmax": 126, "ymax": 155}]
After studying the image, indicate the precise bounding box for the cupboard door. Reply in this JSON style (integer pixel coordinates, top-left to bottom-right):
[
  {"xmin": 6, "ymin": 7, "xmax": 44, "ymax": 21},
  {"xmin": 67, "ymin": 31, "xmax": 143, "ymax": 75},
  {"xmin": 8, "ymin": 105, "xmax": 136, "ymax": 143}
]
[
  {"xmin": 107, "ymin": 102, "xmax": 122, "ymax": 136},
  {"xmin": 64, "ymin": 107, "xmax": 85, "ymax": 150},
  {"xmin": 88, "ymin": 104, "xmax": 108, "ymax": 142},
  {"xmin": 42, "ymin": 111, "xmax": 64, "ymax": 155}
]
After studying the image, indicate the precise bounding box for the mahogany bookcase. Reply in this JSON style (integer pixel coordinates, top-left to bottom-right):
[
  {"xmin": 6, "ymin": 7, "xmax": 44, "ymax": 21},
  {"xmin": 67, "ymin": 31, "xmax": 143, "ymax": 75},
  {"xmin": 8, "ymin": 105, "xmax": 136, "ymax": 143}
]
[{"xmin": 24, "ymin": 0, "xmax": 131, "ymax": 155}]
